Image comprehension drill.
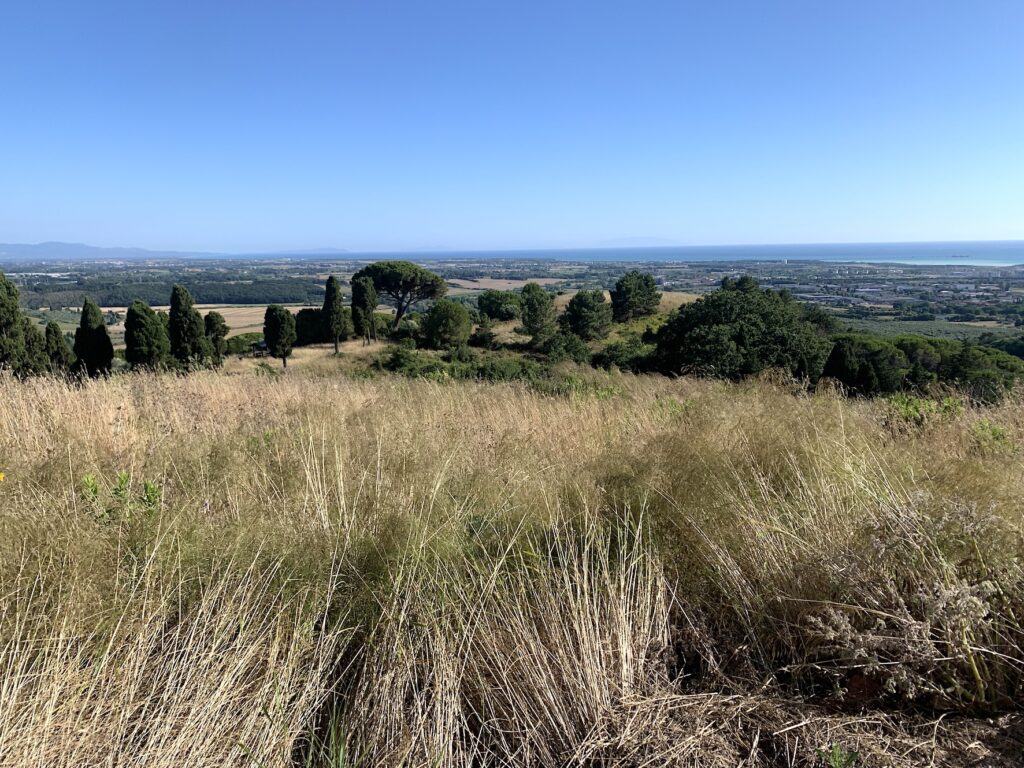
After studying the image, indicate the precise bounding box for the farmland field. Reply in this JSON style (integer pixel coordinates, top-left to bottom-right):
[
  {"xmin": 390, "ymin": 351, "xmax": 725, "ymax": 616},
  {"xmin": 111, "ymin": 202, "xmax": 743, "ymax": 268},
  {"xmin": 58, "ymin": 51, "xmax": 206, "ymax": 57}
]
[
  {"xmin": 839, "ymin": 315, "xmax": 1018, "ymax": 340},
  {"xmin": 553, "ymin": 289, "xmax": 699, "ymax": 311}
]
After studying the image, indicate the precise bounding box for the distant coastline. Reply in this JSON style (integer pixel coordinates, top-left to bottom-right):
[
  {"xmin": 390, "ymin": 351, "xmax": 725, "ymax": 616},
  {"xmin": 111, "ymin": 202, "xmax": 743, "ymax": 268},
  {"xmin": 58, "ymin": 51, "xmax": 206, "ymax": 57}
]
[
  {"xmin": 358, "ymin": 240, "xmax": 1024, "ymax": 267},
  {"xmin": 3, "ymin": 239, "xmax": 1024, "ymax": 267}
]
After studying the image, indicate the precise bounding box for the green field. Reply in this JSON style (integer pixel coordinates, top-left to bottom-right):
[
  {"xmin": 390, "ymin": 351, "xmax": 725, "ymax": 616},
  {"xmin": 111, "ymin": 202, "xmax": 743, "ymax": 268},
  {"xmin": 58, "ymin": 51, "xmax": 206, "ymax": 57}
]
[{"xmin": 839, "ymin": 315, "xmax": 1018, "ymax": 340}]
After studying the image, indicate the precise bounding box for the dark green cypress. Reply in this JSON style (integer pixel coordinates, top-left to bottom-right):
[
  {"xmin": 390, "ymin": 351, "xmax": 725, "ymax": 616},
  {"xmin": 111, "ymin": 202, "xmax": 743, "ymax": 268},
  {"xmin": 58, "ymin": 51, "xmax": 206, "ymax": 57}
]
[
  {"xmin": 351, "ymin": 275, "xmax": 378, "ymax": 344},
  {"xmin": 169, "ymin": 285, "xmax": 209, "ymax": 366},
  {"xmin": 125, "ymin": 300, "xmax": 170, "ymax": 369},
  {"xmin": 204, "ymin": 311, "xmax": 230, "ymax": 365},
  {"xmin": 263, "ymin": 305, "xmax": 297, "ymax": 368},
  {"xmin": 73, "ymin": 298, "xmax": 114, "ymax": 377},
  {"xmin": 21, "ymin": 317, "xmax": 49, "ymax": 376},
  {"xmin": 44, "ymin": 321, "xmax": 74, "ymax": 373},
  {"xmin": 0, "ymin": 272, "xmax": 27, "ymax": 374}
]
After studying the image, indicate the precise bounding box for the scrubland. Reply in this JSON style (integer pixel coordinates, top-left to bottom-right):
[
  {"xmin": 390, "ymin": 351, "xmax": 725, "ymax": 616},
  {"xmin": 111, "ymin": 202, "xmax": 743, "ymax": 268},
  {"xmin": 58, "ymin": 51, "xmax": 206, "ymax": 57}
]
[{"xmin": 0, "ymin": 368, "xmax": 1022, "ymax": 766}]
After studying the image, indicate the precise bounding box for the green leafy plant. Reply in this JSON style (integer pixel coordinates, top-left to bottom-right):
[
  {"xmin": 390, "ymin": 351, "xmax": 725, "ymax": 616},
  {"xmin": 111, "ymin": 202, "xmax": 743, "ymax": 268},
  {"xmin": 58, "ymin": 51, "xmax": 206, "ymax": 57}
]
[
  {"xmin": 816, "ymin": 743, "xmax": 858, "ymax": 768},
  {"xmin": 886, "ymin": 393, "xmax": 963, "ymax": 429},
  {"xmin": 81, "ymin": 473, "xmax": 100, "ymax": 503},
  {"xmin": 141, "ymin": 479, "xmax": 162, "ymax": 516},
  {"xmin": 973, "ymin": 418, "xmax": 1013, "ymax": 454}
]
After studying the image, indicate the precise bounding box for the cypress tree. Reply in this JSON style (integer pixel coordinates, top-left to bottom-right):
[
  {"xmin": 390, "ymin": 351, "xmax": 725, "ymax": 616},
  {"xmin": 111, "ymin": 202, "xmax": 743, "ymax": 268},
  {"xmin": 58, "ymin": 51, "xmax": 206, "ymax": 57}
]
[
  {"xmin": 351, "ymin": 275, "xmax": 378, "ymax": 344},
  {"xmin": 204, "ymin": 311, "xmax": 230, "ymax": 365},
  {"xmin": 44, "ymin": 321, "xmax": 74, "ymax": 373},
  {"xmin": 294, "ymin": 308, "xmax": 328, "ymax": 346},
  {"xmin": 21, "ymin": 318, "xmax": 49, "ymax": 376},
  {"xmin": 73, "ymin": 298, "xmax": 114, "ymax": 377},
  {"xmin": 0, "ymin": 271, "xmax": 27, "ymax": 374},
  {"xmin": 169, "ymin": 285, "xmax": 208, "ymax": 367},
  {"xmin": 322, "ymin": 276, "xmax": 348, "ymax": 354},
  {"xmin": 263, "ymin": 305, "xmax": 297, "ymax": 368},
  {"xmin": 125, "ymin": 300, "xmax": 170, "ymax": 369}
]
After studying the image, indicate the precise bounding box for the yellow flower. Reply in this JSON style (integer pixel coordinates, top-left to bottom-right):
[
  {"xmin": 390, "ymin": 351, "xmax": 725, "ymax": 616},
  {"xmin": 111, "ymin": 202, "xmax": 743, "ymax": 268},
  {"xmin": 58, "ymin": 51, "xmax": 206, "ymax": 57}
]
[{"xmin": 0, "ymin": 473, "xmax": 5, "ymax": 483}]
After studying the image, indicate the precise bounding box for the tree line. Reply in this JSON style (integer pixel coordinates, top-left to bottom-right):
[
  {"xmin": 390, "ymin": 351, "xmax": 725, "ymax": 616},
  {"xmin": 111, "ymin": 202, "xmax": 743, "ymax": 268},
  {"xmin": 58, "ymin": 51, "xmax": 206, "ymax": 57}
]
[
  {"xmin": 17, "ymin": 276, "xmax": 324, "ymax": 310},
  {"xmin": 379, "ymin": 268, "xmax": 1024, "ymax": 403},
  {"xmin": 0, "ymin": 273, "xmax": 235, "ymax": 378},
  {"xmin": 5, "ymin": 259, "xmax": 1024, "ymax": 402}
]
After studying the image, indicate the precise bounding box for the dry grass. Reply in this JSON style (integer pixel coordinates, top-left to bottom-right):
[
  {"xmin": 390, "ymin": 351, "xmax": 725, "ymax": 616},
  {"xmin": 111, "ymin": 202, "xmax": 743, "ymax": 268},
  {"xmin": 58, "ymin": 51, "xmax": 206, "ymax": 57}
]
[
  {"xmin": 1, "ymin": 369, "xmax": 1023, "ymax": 765},
  {"xmin": 447, "ymin": 278, "xmax": 561, "ymax": 291},
  {"xmin": 102, "ymin": 304, "xmax": 313, "ymax": 337},
  {"xmin": 220, "ymin": 342, "xmax": 386, "ymax": 376},
  {"xmin": 553, "ymin": 289, "xmax": 698, "ymax": 312}
]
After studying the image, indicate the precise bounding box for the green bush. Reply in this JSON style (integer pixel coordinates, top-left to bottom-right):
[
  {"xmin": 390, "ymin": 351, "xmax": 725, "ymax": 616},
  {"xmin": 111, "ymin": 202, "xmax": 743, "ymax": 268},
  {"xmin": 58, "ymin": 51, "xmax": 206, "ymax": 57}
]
[
  {"xmin": 593, "ymin": 336, "xmax": 654, "ymax": 372},
  {"xmin": 655, "ymin": 277, "xmax": 832, "ymax": 381},
  {"xmin": 421, "ymin": 298, "xmax": 472, "ymax": 350},
  {"xmin": 885, "ymin": 394, "xmax": 963, "ymax": 428},
  {"xmin": 226, "ymin": 332, "xmax": 262, "ymax": 355},
  {"xmin": 542, "ymin": 332, "xmax": 591, "ymax": 364}
]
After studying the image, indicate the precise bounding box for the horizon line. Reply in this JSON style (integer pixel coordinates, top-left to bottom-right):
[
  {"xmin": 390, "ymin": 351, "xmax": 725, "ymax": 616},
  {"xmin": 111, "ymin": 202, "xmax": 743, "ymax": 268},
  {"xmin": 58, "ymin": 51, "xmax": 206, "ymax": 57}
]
[{"xmin": 4, "ymin": 236, "xmax": 1024, "ymax": 259}]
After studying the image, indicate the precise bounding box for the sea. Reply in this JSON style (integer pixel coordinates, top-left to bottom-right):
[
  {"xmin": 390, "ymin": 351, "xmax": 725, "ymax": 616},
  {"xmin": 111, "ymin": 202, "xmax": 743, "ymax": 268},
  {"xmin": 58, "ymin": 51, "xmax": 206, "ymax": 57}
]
[
  {"xmin": 342, "ymin": 241, "xmax": 1024, "ymax": 267},
  {"xmin": 5, "ymin": 240, "xmax": 1024, "ymax": 267}
]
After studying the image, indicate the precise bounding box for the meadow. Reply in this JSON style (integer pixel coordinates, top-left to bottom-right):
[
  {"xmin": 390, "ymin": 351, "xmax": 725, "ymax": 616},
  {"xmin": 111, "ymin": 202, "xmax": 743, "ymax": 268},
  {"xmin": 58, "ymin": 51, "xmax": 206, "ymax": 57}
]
[{"xmin": 1, "ymin": 366, "xmax": 1022, "ymax": 766}]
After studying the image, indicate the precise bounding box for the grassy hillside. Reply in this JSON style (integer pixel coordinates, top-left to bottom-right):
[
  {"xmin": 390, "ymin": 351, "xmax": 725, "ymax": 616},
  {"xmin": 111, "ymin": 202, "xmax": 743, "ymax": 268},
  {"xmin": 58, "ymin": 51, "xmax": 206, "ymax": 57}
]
[{"xmin": 1, "ymin": 369, "xmax": 1022, "ymax": 766}]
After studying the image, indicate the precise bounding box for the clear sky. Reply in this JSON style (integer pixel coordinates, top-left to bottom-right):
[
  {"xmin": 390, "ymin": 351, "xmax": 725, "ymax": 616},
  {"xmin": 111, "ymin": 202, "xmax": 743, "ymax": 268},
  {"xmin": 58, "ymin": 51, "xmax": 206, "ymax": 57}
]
[{"xmin": 1, "ymin": 1, "xmax": 1022, "ymax": 253}]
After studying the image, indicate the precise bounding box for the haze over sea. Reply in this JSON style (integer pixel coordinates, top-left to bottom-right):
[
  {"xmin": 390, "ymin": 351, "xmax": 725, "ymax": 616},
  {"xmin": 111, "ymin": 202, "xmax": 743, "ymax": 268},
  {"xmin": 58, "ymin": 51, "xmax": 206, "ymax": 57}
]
[{"xmin": 269, "ymin": 240, "xmax": 1024, "ymax": 267}]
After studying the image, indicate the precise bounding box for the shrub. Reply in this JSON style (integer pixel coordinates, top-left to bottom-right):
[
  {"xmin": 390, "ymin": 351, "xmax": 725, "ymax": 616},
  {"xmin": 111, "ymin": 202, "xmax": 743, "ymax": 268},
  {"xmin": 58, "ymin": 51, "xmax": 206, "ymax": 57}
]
[
  {"xmin": 885, "ymin": 393, "xmax": 962, "ymax": 429},
  {"xmin": 610, "ymin": 270, "xmax": 661, "ymax": 322},
  {"xmin": 542, "ymin": 332, "xmax": 592, "ymax": 364},
  {"xmin": 421, "ymin": 298, "xmax": 472, "ymax": 350},
  {"xmin": 477, "ymin": 289, "xmax": 523, "ymax": 321},
  {"xmin": 654, "ymin": 277, "xmax": 831, "ymax": 381},
  {"xmin": 469, "ymin": 315, "xmax": 498, "ymax": 349},
  {"xmin": 593, "ymin": 337, "xmax": 654, "ymax": 372},
  {"xmin": 560, "ymin": 289, "xmax": 612, "ymax": 340},
  {"xmin": 226, "ymin": 332, "xmax": 262, "ymax": 355}
]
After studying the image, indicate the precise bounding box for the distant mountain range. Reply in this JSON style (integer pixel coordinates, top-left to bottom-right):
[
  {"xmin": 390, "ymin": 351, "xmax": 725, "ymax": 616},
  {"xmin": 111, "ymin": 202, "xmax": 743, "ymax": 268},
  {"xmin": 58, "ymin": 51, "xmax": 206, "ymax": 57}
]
[{"xmin": 0, "ymin": 241, "xmax": 352, "ymax": 262}]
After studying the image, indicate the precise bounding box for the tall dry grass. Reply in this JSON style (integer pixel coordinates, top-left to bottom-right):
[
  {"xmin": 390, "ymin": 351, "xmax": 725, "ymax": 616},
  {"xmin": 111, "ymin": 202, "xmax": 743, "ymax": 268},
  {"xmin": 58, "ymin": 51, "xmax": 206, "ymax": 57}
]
[{"xmin": 0, "ymin": 369, "xmax": 1022, "ymax": 766}]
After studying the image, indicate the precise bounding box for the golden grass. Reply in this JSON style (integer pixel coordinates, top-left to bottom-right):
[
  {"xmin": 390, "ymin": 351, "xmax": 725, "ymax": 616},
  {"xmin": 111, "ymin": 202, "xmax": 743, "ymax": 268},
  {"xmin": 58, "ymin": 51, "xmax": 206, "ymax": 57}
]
[
  {"xmin": 0, "ymin": 370, "xmax": 1022, "ymax": 765},
  {"xmin": 447, "ymin": 277, "xmax": 561, "ymax": 291},
  {"xmin": 101, "ymin": 304, "xmax": 313, "ymax": 337},
  {"xmin": 220, "ymin": 342, "xmax": 386, "ymax": 376},
  {"xmin": 553, "ymin": 289, "xmax": 698, "ymax": 312}
]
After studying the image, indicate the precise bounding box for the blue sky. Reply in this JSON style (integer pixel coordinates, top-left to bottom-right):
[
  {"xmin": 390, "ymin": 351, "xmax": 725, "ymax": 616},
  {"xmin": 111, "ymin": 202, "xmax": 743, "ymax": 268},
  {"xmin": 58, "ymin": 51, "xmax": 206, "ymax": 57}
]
[{"xmin": 1, "ymin": 1, "xmax": 1022, "ymax": 252}]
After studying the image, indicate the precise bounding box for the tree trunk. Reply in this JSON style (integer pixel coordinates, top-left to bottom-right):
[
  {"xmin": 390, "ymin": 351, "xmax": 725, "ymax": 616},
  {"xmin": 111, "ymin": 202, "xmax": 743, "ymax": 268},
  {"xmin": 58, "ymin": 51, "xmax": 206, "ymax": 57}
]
[
  {"xmin": 392, "ymin": 297, "xmax": 409, "ymax": 330},
  {"xmin": 333, "ymin": 335, "xmax": 339, "ymax": 355},
  {"xmin": 282, "ymin": 355, "xmax": 287, "ymax": 369}
]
